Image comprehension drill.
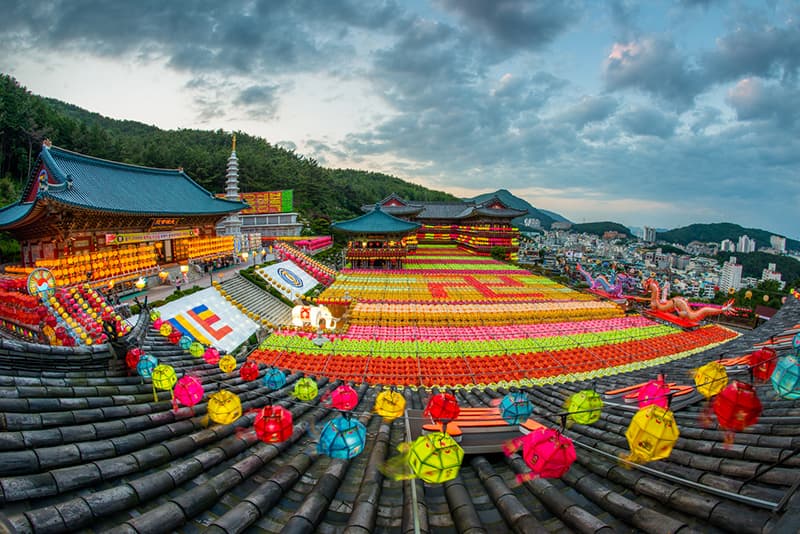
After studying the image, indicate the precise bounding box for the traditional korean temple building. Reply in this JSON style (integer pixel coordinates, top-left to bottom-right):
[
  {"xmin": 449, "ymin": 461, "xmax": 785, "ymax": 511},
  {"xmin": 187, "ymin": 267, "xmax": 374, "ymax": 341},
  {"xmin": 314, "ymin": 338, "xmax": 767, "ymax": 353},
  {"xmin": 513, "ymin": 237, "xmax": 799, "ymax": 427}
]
[
  {"xmin": 0, "ymin": 141, "xmax": 247, "ymax": 287},
  {"xmin": 364, "ymin": 193, "xmax": 525, "ymax": 259},
  {"xmin": 331, "ymin": 204, "xmax": 420, "ymax": 269}
]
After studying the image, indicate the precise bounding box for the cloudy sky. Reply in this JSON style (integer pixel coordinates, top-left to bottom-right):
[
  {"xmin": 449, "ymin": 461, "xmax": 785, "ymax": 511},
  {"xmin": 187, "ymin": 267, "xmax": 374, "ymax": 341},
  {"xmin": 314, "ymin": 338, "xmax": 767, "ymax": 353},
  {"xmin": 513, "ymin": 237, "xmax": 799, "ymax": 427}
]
[{"xmin": 1, "ymin": 0, "xmax": 798, "ymax": 238}]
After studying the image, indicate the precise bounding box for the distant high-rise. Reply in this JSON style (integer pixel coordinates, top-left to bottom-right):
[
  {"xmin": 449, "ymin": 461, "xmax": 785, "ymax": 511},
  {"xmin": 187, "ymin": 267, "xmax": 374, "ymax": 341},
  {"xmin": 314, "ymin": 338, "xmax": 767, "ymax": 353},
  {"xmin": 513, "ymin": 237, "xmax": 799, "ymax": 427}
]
[
  {"xmin": 736, "ymin": 235, "xmax": 755, "ymax": 253},
  {"xmin": 719, "ymin": 256, "xmax": 743, "ymax": 293},
  {"xmin": 720, "ymin": 239, "xmax": 735, "ymax": 252},
  {"xmin": 643, "ymin": 226, "xmax": 656, "ymax": 243},
  {"xmin": 761, "ymin": 262, "xmax": 783, "ymax": 286},
  {"xmin": 770, "ymin": 235, "xmax": 786, "ymax": 253}
]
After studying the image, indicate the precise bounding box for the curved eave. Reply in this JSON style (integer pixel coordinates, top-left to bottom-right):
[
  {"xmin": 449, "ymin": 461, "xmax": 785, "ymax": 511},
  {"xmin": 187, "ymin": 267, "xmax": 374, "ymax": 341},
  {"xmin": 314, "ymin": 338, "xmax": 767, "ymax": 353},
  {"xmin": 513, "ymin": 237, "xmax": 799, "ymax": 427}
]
[
  {"xmin": 41, "ymin": 193, "xmax": 248, "ymax": 217},
  {"xmin": 0, "ymin": 202, "xmax": 37, "ymax": 229},
  {"xmin": 472, "ymin": 207, "xmax": 528, "ymax": 218}
]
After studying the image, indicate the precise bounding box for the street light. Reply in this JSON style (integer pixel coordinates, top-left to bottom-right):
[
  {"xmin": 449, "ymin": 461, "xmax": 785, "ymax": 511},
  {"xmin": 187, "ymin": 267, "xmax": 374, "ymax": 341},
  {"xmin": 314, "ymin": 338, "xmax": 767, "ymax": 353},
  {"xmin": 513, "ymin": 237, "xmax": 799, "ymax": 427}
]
[{"xmin": 241, "ymin": 251, "xmax": 249, "ymax": 264}]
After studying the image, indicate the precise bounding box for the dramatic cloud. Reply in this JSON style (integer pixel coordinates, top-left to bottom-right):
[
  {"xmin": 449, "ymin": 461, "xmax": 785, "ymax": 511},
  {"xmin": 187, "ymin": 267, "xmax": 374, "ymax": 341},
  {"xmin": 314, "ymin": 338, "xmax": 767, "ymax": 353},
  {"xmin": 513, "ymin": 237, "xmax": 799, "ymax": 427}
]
[
  {"xmin": 556, "ymin": 95, "xmax": 619, "ymax": 129},
  {"xmin": 726, "ymin": 78, "xmax": 800, "ymax": 127},
  {"xmin": 234, "ymin": 84, "xmax": 281, "ymax": 119},
  {"xmin": 617, "ymin": 107, "xmax": 678, "ymax": 138}
]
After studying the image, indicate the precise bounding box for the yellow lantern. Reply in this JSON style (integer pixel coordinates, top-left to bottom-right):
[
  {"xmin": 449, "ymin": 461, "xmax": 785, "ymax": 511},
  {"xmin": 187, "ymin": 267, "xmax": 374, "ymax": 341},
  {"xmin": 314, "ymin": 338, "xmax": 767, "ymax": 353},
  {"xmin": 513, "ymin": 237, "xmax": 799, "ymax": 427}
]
[
  {"xmin": 159, "ymin": 323, "xmax": 173, "ymax": 337},
  {"xmin": 694, "ymin": 361, "xmax": 728, "ymax": 398},
  {"xmin": 293, "ymin": 377, "xmax": 318, "ymax": 401},
  {"xmin": 745, "ymin": 290, "xmax": 753, "ymax": 300},
  {"xmin": 219, "ymin": 355, "xmax": 237, "ymax": 373},
  {"xmin": 408, "ymin": 432, "xmax": 464, "ymax": 483},
  {"xmin": 135, "ymin": 277, "xmax": 146, "ymax": 290},
  {"xmin": 374, "ymin": 390, "xmax": 406, "ymax": 421},
  {"xmin": 623, "ymin": 405, "xmax": 679, "ymax": 464},
  {"xmin": 207, "ymin": 390, "xmax": 242, "ymax": 425}
]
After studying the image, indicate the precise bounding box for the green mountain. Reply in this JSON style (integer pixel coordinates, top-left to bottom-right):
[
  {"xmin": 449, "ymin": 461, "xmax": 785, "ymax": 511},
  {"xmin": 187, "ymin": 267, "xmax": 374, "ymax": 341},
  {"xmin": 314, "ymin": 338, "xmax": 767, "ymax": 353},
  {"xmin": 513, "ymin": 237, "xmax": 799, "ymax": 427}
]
[
  {"xmin": 571, "ymin": 221, "xmax": 633, "ymax": 238},
  {"xmin": 657, "ymin": 223, "xmax": 799, "ymax": 251},
  {"xmin": 0, "ymin": 74, "xmax": 457, "ymax": 228},
  {"xmin": 464, "ymin": 189, "xmax": 568, "ymax": 230}
]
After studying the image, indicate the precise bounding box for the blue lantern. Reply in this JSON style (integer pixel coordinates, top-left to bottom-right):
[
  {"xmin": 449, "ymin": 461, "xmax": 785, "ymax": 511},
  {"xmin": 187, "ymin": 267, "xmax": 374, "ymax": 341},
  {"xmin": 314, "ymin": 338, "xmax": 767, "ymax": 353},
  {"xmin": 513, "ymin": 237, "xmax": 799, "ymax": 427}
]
[
  {"xmin": 263, "ymin": 367, "xmax": 287, "ymax": 390},
  {"xmin": 499, "ymin": 392, "xmax": 534, "ymax": 425},
  {"xmin": 771, "ymin": 355, "xmax": 800, "ymax": 400},
  {"xmin": 137, "ymin": 354, "xmax": 158, "ymax": 379},
  {"xmin": 793, "ymin": 333, "xmax": 800, "ymax": 350},
  {"xmin": 179, "ymin": 335, "xmax": 193, "ymax": 350},
  {"xmin": 317, "ymin": 416, "xmax": 367, "ymax": 459}
]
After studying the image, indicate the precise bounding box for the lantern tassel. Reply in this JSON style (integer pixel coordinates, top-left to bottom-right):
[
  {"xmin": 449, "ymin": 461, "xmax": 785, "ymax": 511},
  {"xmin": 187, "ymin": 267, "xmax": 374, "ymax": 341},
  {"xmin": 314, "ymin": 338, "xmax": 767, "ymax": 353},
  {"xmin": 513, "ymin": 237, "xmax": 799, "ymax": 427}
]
[
  {"xmin": 152, "ymin": 382, "xmax": 158, "ymax": 403},
  {"xmin": 379, "ymin": 442, "xmax": 416, "ymax": 481},
  {"xmin": 503, "ymin": 436, "xmax": 525, "ymax": 457},
  {"xmin": 514, "ymin": 471, "xmax": 539, "ymax": 485}
]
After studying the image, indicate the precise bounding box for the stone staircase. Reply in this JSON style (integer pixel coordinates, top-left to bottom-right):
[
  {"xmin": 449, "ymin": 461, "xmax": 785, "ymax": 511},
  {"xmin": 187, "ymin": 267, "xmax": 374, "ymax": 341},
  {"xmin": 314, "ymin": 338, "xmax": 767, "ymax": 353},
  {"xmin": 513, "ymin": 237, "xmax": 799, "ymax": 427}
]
[{"xmin": 218, "ymin": 273, "xmax": 293, "ymax": 326}]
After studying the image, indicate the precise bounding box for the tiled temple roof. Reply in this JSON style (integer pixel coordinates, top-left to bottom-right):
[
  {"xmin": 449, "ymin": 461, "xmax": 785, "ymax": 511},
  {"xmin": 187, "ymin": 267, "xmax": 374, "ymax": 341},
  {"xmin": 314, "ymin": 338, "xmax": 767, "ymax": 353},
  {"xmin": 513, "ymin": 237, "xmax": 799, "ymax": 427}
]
[
  {"xmin": 0, "ymin": 300, "xmax": 798, "ymax": 533},
  {"xmin": 332, "ymin": 204, "xmax": 422, "ymax": 234}
]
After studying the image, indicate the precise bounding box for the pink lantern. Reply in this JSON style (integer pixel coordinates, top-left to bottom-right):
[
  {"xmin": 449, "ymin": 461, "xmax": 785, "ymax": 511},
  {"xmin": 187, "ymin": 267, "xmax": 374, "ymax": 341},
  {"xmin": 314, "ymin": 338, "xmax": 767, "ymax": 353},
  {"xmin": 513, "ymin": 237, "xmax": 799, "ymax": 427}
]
[
  {"xmin": 174, "ymin": 376, "xmax": 204, "ymax": 407},
  {"xmin": 203, "ymin": 347, "xmax": 221, "ymax": 365},
  {"xmin": 637, "ymin": 377, "xmax": 670, "ymax": 409},
  {"xmin": 424, "ymin": 393, "xmax": 460, "ymax": 423},
  {"xmin": 328, "ymin": 384, "xmax": 359, "ymax": 411},
  {"xmin": 240, "ymin": 361, "xmax": 259, "ymax": 381},
  {"xmin": 152, "ymin": 318, "xmax": 164, "ymax": 330},
  {"xmin": 254, "ymin": 405, "xmax": 294, "ymax": 443},
  {"xmin": 505, "ymin": 428, "xmax": 576, "ymax": 481}
]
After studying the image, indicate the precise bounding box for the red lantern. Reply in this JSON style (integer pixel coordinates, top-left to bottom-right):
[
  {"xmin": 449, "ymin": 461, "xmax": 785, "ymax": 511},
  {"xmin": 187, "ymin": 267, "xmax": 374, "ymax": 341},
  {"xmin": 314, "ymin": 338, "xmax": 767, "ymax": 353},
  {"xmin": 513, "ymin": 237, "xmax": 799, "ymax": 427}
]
[
  {"xmin": 424, "ymin": 393, "xmax": 460, "ymax": 423},
  {"xmin": 328, "ymin": 384, "xmax": 359, "ymax": 411},
  {"xmin": 240, "ymin": 360, "xmax": 259, "ymax": 381},
  {"xmin": 504, "ymin": 428, "xmax": 576, "ymax": 481},
  {"xmin": 254, "ymin": 405, "xmax": 294, "ymax": 443},
  {"xmin": 168, "ymin": 330, "xmax": 182, "ymax": 344},
  {"xmin": 749, "ymin": 348, "xmax": 777, "ymax": 382},
  {"xmin": 126, "ymin": 348, "xmax": 143, "ymax": 369},
  {"xmin": 637, "ymin": 377, "xmax": 670, "ymax": 409},
  {"xmin": 713, "ymin": 381, "xmax": 762, "ymax": 432}
]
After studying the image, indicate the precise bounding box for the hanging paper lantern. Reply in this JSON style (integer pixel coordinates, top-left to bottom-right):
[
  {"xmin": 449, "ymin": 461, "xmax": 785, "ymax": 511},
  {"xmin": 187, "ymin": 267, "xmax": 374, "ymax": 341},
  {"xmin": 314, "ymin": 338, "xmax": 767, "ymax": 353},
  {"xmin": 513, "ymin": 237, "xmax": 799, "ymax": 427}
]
[
  {"xmin": 159, "ymin": 322, "xmax": 172, "ymax": 336},
  {"xmin": 174, "ymin": 376, "xmax": 204, "ymax": 407},
  {"xmin": 507, "ymin": 428, "xmax": 576, "ymax": 479},
  {"xmin": 207, "ymin": 390, "xmax": 242, "ymax": 425},
  {"xmin": 624, "ymin": 405, "xmax": 679, "ymax": 464},
  {"xmin": 178, "ymin": 335, "xmax": 193, "ymax": 350},
  {"xmin": 293, "ymin": 377, "xmax": 318, "ymax": 401},
  {"xmin": 136, "ymin": 354, "xmax": 158, "ymax": 379},
  {"xmin": 203, "ymin": 346, "xmax": 221, "ymax": 365},
  {"xmin": 254, "ymin": 405, "xmax": 294, "ymax": 443},
  {"xmin": 317, "ymin": 415, "xmax": 367, "ymax": 459},
  {"xmin": 328, "ymin": 384, "xmax": 359, "ymax": 411},
  {"xmin": 219, "ymin": 355, "xmax": 237, "ymax": 373},
  {"xmin": 374, "ymin": 390, "xmax": 406, "ymax": 421},
  {"xmin": 566, "ymin": 390, "xmax": 603, "ymax": 425},
  {"xmin": 152, "ymin": 364, "xmax": 177, "ymax": 391},
  {"xmin": 793, "ymin": 333, "xmax": 800, "ymax": 350},
  {"xmin": 263, "ymin": 367, "xmax": 287, "ymax": 390},
  {"xmin": 408, "ymin": 431, "xmax": 464, "ymax": 483},
  {"xmin": 152, "ymin": 318, "xmax": 164, "ymax": 330},
  {"xmin": 713, "ymin": 381, "xmax": 762, "ymax": 432},
  {"xmin": 749, "ymin": 348, "xmax": 777, "ymax": 382},
  {"xmin": 693, "ymin": 361, "xmax": 728, "ymax": 399},
  {"xmin": 149, "ymin": 310, "xmax": 161, "ymax": 322},
  {"xmin": 499, "ymin": 392, "xmax": 534, "ymax": 425},
  {"xmin": 771, "ymin": 355, "xmax": 800, "ymax": 400},
  {"xmin": 125, "ymin": 347, "xmax": 143, "ymax": 369},
  {"xmin": 189, "ymin": 342, "xmax": 205, "ymax": 358},
  {"xmin": 637, "ymin": 378, "xmax": 670, "ymax": 409},
  {"xmin": 168, "ymin": 330, "xmax": 182, "ymax": 345},
  {"xmin": 424, "ymin": 393, "xmax": 460, "ymax": 423},
  {"xmin": 240, "ymin": 361, "xmax": 260, "ymax": 381}
]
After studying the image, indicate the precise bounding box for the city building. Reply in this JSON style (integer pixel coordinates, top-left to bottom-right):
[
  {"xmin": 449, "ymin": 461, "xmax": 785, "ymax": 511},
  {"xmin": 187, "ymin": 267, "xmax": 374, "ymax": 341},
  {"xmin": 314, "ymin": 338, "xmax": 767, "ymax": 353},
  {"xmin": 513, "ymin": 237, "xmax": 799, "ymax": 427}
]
[
  {"xmin": 737, "ymin": 235, "xmax": 756, "ymax": 253},
  {"xmin": 643, "ymin": 226, "xmax": 656, "ymax": 243},
  {"xmin": 718, "ymin": 256, "xmax": 743, "ymax": 292},
  {"xmin": 770, "ymin": 235, "xmax": 786, "ymax": 253},
  {"xmin": 720, "ymin": 239, "xmax": 735, "ymax": 252},
  {"xmin": 761, "ymin": 262, "xmax": 785, "ymax": 289}
]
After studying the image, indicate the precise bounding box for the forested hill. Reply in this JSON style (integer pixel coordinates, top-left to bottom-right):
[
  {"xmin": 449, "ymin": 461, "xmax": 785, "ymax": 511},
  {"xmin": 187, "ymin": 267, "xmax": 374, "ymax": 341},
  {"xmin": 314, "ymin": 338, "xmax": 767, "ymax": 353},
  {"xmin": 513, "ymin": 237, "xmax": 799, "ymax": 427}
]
[
  {"xmin": 0, "ymin": 74, "xmax": 457, "ymax": 225},
  {"xmin": 658, "ymin": 223, "xmax": 799, "ymax": 251},
  {"xmin": 571, "ymin": 221, "xmax": 632, "ymax": 238}
]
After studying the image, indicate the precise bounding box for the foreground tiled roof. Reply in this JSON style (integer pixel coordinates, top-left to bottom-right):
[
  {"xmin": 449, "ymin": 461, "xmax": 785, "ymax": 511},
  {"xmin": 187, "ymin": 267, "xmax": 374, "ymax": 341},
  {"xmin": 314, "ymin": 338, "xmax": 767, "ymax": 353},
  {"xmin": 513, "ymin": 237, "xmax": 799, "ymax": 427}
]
[{"xmin": 0, "ymin": 301, "xmax": 798, "ymax": 533}]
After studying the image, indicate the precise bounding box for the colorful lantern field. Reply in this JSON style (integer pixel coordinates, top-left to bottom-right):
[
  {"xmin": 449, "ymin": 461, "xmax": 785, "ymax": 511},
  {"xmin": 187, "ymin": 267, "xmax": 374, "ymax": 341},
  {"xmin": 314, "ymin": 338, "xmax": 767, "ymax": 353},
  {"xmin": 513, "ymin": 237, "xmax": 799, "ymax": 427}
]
[{"xmin": 250, "ymin": 245, "xmax": 738, "ymax": 387}]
